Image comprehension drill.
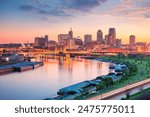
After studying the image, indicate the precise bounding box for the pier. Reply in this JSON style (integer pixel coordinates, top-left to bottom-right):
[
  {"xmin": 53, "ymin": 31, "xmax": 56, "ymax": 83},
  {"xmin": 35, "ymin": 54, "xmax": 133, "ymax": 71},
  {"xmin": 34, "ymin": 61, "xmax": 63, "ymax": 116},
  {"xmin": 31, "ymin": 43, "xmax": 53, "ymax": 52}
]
[{"xmin": 0, "ymin": 61, "xmax": 44, "ymax": 75}]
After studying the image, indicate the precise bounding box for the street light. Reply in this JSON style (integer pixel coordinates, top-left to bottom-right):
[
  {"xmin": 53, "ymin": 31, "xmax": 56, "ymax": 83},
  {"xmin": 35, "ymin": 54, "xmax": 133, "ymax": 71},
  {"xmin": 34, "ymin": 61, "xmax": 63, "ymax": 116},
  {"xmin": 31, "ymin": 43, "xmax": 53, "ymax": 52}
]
[{"xmin": 5, "ymin": 57, "xmax": 9, "ymax": 62}]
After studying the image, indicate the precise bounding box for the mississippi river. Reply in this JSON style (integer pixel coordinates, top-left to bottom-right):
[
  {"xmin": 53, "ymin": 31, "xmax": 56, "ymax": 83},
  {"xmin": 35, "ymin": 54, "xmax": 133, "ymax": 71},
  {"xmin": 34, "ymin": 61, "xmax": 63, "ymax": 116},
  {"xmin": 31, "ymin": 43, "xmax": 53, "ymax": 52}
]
[{"xmin": 0, "ymin": 58, "xmax": 111, "ymax": 100}]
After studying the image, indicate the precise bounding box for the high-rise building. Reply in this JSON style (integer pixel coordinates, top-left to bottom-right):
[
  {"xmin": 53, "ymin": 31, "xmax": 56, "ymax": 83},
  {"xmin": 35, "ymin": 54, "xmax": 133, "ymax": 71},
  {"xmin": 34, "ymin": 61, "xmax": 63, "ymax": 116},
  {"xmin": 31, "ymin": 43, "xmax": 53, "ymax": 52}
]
[
  {"xmin": 108, "ymin": 28, "xmax": 116, "ymax": 46},
  {"xmin": 107, "ymin": 35, "xmax": 113, "ymax": 45},
  {"xmin": 44, "ymin": 35, "xmax": 48, "ymax": 47},
  {"xmin": 34, "ymin": 35, "xmax": 48, "ymax": 48},
  {"xmin": 97, "ymin": 29, "xmax": 103, "ymax": 43},
  {"xmin": 105, "ymin": 35, "xmax": 109, "ymax": 45},
  {"xmin": 116, "ymin": 39, "xmax": 122, "ymax": 47},
  {"xmin": 58, "ymin": 28, "xmax": 73, "ymax": 45},
  {"xmin": 129, "ymin": 35, "xmax": 136, "ymax": 46},
  {"xmin": 44, "ymin": 35, "xmax": 48, "ymax": 40},
  {"xmin": 84, "ymin": 34, "xmax": 92, "ymax": 44},
  {"xmin": 58, "ymin": 34, "xmax": 70, "ymax": 45},
  {"xmin": 74, "ymin": 38, "xmax": 83, "ymax": 46},
  {"xmin": 69, "ymin": 28, "xmax": 73, "ymax": 39}
]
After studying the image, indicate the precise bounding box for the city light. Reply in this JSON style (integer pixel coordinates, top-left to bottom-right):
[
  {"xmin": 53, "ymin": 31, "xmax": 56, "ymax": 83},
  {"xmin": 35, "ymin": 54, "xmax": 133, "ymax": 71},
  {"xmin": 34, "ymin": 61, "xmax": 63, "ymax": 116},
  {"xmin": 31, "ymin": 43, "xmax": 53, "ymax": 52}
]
[{"xmin": 0, "ymin": 0, "xmax": 150, "ymax": 102}]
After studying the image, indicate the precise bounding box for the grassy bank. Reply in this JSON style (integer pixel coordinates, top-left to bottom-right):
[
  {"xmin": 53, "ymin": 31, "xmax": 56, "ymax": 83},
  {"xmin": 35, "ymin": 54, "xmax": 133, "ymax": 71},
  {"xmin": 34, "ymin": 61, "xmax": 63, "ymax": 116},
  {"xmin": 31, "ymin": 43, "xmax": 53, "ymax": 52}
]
[{"xmin": 78, "ymin": 54, "xmax": 150, "ymax": 100}]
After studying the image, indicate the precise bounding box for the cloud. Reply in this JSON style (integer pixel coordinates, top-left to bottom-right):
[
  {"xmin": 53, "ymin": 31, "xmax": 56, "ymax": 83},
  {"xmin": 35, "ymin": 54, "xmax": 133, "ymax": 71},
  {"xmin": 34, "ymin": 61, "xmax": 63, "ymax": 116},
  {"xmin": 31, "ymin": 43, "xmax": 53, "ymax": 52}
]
[
  {"xmin": 19, "ymin": 5, "xmax": 70, "ymax": 17},
  {"xmin": 109, "ymin": 0, "xmax": 150, "ymax": 18},
  {"xmin": 63, "ymin": 0, "xmax": 107, "ymax": 11},
  {"xmin": 19, "ymin": 0, "xmax": 108, "ymax": 17}
]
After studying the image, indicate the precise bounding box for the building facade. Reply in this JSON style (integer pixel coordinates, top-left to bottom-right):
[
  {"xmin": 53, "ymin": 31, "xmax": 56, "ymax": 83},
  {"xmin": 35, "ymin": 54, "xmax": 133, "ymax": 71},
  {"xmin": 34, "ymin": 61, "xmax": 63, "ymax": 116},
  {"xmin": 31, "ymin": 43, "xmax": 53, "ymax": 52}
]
[
  {"xmin": 84, "ymin": 34, "xmax": 92, "ymax": 44},
  {"xmin": 97, "ymin": 30, "xmax": 103, "ymax": 44},
  {"xmin": 34, "ymin": 35, "xmax": 48, "ymax": 48},
  {"xmin": 129, "ymin": 35, "xmax": 136, "ymax": 46},
  {"xmin": 108, "ymin": 28, "xmax": 116, "ymax": 46},
  {"xmin": 58, "ymin": 28, "xmax": 74, "ymax": 45}
]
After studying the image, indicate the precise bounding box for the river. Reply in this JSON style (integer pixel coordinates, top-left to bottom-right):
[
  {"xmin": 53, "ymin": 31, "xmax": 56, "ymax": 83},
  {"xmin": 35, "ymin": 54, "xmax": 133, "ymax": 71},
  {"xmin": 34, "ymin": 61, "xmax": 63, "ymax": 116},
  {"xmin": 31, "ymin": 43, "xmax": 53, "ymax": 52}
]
[{"xmin": 0, "ymin": 57, "xmax": 111, "ymax": 100}]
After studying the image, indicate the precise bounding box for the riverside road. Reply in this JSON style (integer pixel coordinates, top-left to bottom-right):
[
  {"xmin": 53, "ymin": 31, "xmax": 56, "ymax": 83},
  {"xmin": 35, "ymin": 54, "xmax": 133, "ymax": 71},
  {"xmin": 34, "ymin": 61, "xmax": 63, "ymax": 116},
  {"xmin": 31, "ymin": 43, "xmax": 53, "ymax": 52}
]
[{"xmin": 88, "ymin": 78, "xmax": 150, "ymax": 100}]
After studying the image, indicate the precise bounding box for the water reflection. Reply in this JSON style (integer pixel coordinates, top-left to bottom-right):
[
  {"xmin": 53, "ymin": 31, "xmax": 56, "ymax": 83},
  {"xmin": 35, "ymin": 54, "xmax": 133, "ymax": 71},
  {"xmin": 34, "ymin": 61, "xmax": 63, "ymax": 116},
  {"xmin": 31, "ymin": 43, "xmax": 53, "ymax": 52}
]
[{"xmin": 0, "ymin": 57, "xmax": 111, "ymax": 100}]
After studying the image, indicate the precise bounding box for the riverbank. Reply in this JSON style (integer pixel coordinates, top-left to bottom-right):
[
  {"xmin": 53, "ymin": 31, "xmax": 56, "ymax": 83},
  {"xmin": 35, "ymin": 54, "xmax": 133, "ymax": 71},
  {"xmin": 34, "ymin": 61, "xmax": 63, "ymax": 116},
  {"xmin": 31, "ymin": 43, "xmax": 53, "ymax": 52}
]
[
  {"xmin": 83, "ymin": 55, "xmax": 150, "ymax": 100},
  {"xmin": 45, "ymin": 57, "xmax": 127, "ymax": 100},
  {"xmin": 45, "ymin": 54, "xmax": 150, "ymax": 100},
  {"xmin": 0, "ymin": 61, "xmax": 44, "ymax": 75}
]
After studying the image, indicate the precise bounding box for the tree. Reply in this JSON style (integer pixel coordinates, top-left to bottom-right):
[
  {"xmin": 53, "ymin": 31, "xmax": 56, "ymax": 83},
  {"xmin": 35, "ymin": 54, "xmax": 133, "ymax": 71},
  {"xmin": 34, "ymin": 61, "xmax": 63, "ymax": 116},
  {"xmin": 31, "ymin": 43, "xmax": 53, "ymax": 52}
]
[
  {"xmin": 122, "ymin": 69, "xmax": 130, "ymax": 80},
  {"xmin": 101, "ymin": 77, "xmax": 114, "ymax": 88},
  {"xmin": 96, "ymin": 82, "xmax": 105, "ymax": 91}
]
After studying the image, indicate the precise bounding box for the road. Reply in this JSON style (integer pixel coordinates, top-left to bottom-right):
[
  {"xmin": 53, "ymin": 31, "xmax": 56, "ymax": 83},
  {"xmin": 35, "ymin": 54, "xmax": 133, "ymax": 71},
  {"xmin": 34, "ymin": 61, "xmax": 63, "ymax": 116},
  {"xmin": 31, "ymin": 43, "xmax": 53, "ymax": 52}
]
[{"xmin": 88, "ymin": 78, "xmax": 150, "ymax": 100}]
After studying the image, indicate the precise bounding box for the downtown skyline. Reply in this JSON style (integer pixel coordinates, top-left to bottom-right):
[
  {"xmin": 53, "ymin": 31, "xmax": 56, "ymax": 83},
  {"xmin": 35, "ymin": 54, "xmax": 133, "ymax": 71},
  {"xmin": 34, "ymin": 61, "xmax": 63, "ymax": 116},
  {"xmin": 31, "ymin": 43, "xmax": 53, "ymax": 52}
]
[{"xmin": 0, "ymin": 0, "xmax": 150, "ymax": 44}]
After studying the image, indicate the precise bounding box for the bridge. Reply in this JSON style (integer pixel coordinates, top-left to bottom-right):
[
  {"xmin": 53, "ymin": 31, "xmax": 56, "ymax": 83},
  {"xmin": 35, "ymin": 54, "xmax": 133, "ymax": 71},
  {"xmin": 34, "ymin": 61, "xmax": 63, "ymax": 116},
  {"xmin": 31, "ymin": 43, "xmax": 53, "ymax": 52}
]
[
  {"xmin": 17, "ymin": 50, "xmax": 150, "ymax": 55},
  {"xmin": 2, "ymin": 49, "xmax": 150, "ymax": 59}
]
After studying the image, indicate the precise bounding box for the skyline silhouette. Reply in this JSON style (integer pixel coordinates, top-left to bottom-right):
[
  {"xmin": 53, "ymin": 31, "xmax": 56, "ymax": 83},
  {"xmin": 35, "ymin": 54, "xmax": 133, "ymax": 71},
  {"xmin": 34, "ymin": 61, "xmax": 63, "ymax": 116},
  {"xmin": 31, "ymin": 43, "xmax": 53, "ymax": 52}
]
[{"xmin": 0, "ymin": 0, "xmax": 150, "ymax": 43}]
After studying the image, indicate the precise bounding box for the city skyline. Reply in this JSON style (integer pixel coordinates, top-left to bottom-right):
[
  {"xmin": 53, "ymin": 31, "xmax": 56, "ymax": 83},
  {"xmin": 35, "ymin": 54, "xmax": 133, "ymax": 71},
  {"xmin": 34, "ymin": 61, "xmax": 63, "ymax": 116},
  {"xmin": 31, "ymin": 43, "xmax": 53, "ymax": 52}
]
[{"xmin": 0, "ymin": 0, "xmax": 150, "ymax": 44}]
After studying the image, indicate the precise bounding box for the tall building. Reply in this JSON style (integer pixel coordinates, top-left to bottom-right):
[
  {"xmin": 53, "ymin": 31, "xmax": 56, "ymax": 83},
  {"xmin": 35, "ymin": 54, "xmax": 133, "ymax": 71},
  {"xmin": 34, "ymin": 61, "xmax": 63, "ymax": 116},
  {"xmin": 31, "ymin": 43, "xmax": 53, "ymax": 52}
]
[
  {"xmin": 129, "ymin": 35, "xmax": 136, "ymax": 46},
  {"xmin": 34, "ymin": 35, "xmax": 48, "ymax": 48},
  {"xmin": 97, "ymin": 30, "xmax": 103, "ymax": 43},
  {"xmin": 58, "ymin": 28, "xmax": 73, "ymax": 45},
  {"xmin": 44, "ymin": 35, "xmax": 48, "ymax": 40},
  {"xmin": 107, "ymin": 35, "xmax": 113, "ymax": 45},
  {"xmin": 69, "ymin": 28, "xmax": 73, "ymax": 39},
  {"xmin": 44, "ymin": 35, "xmax": 48, "ymax": 47},
  {"xmin": 108, "ymin": 28, "xmax": 116, "ymax": 46},
  {"xmin": 84, "ymin": 34, "xmax": 92, "ymax": 44},
  {"xmin": 116, "ymin": 39, "xmax": 122, "ymax": 47},
  {"xmin": 58, "ymin": 34, "xmax": 70, "ymax": 45},
  {"xmin": 105, "ymin": 35, "xmax": 109, "ymax": 45},
  {"xmin": 74, "ymin": 38, "xmax": 83, "ymax": 46}
]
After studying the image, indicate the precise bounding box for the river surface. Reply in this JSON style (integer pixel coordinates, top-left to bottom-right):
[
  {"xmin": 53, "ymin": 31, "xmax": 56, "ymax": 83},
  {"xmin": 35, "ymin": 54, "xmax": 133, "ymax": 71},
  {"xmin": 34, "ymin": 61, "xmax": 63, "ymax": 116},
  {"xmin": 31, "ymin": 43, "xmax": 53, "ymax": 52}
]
[{"xmin": 0, "ymin": 58, "xmax": 111, "ymax": 100}]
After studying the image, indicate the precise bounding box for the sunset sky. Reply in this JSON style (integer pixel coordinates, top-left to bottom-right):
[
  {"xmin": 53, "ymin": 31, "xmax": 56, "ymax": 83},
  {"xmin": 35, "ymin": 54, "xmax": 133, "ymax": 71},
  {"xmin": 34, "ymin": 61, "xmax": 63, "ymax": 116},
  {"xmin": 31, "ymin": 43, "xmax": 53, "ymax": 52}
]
[{"xmin": 0, "ymin": 0, "xmax": 150, "ymax": 44}]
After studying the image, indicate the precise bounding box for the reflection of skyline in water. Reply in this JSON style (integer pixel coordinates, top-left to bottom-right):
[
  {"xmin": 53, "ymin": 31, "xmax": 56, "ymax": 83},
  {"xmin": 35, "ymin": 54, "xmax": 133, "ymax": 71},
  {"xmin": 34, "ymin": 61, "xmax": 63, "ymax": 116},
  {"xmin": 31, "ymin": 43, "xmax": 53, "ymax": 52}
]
[{"xmin": 0, "ymin": 58, "xmax": 111, "ymax": 100}]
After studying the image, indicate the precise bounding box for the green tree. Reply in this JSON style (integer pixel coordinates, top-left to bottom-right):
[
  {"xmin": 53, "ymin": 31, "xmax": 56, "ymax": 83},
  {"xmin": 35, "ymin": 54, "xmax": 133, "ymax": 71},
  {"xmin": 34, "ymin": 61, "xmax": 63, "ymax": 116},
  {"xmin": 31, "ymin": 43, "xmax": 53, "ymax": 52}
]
[
  {"xmin": 101, "ymin": 77, "xmax": 114, "ymax": 88},
  {"xmin": 96, "ymin": 82, "xmax": 105, "ymax": 91}
]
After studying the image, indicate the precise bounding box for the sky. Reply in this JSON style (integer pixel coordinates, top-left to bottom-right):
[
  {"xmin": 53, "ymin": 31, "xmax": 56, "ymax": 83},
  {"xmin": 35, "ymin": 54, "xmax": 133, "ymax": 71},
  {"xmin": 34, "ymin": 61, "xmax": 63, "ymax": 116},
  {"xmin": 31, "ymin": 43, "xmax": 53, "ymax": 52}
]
[{"xmin": 0, "ymin": 0, "xmax": 150, "ymax": 44}]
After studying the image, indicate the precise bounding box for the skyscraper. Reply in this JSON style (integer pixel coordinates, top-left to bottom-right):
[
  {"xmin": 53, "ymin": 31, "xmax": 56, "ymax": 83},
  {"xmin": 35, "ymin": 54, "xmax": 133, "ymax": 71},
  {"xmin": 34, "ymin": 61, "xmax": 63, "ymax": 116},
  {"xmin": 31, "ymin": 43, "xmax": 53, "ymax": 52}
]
[
  {"xmin": 108, "ymin": 28, "xmax": 116, "ymax": 46},
  {"xmin": 105, "ymin": 35, "xmax": 109, "ymax": 45},
  {"xmin": 58, "ymin": 34, "xmax": 70, "ymax": 45},
  {"xmin": 44, "ymin": 35, "xmax": 48, "ymax": 47},
  {"xmin": 97, "ymin": 29, "xmax": 103, "ymax": 43},
  {"xmin": 69, "ymin": 28, "xmax": 73, "ymax": 39},
  {"xmin": 34, "ymin": 35, "xmax": 48, "ymax": 48},
  {"xmin": 84, "ymin": 34, "xmax": 92, "ymax": 44},
  {"xmin": 116, "ymin": 39, "xmax": 122, "ymax": 47},
  {"xmin": 58, "ymin": 28, "xmax": 73, "ymax": 45},
  {"xmin": 129, "ymin": 35, "xmax": 136, "ymax": 46}
]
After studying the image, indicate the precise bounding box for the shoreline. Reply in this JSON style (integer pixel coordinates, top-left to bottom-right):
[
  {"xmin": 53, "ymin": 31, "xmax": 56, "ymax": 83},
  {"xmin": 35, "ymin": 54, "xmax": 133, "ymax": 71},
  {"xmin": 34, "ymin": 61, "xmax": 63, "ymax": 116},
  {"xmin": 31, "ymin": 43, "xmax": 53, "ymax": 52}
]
[
  {"xmin": 45, "ymin": 55, "xmax": 150, "ymax": 100},
  {"xmin": 45, "ymin": 57, "xmax": 122, "ymax": 100},
  {"xmin": 0, "ymin": 61, "xmax": 44, "ymax": 75}
]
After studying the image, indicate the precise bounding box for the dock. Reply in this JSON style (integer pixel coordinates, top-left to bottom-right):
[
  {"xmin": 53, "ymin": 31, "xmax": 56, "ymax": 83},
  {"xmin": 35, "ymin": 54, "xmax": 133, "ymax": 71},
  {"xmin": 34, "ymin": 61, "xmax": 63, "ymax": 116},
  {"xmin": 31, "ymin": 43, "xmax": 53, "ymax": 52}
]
[{"xmin": 0, "ymin": 61, "xmax": 44, "ymax": 75}]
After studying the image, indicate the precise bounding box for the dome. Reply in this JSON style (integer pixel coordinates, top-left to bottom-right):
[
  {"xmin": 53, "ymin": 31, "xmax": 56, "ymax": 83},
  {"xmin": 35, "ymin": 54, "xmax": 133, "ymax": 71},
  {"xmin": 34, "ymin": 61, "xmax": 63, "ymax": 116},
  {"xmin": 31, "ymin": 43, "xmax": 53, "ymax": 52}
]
[{"xmin": 115, "ymin": 66, "xmax": 122, "ymax": 72}]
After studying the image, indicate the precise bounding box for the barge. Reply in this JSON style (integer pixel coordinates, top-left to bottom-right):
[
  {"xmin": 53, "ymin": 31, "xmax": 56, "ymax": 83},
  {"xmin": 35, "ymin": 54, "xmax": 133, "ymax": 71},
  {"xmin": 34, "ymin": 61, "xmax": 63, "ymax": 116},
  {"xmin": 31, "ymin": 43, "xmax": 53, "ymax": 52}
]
[
  {"xmin": 0, "ymin": 61, "xmax": 44, "ymax": 75},
  {"xmin": 13, "ymin": 65, "xmax": 33, "ymax": 72},
  {"xmin": 0, "ymin": 67, "xmax": 14, "ymax": 75}
]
